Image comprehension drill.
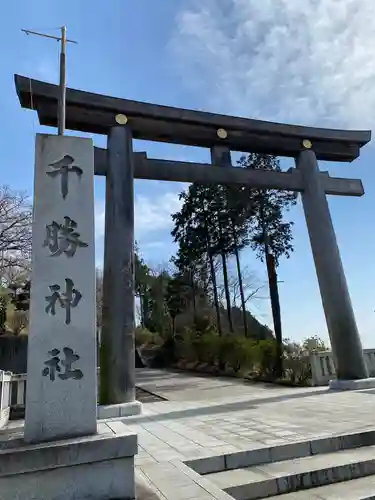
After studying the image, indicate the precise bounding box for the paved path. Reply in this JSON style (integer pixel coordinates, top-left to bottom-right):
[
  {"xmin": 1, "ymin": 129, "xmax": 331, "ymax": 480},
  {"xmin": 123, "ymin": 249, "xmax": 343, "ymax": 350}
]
[
  {"xmin": 129, "ymin": 369, "xmax": 375, "ymax": 466},
  {"xmin": 135, "ymin": 368, "xmax": 325, "ymax": 401},
  {"xmin": 120, "ymin": 369, "xmax": 375, "ymax": 498},
  {"xmin": 5, "ymin": 369, "xmax": 375, "ymax": 499}
]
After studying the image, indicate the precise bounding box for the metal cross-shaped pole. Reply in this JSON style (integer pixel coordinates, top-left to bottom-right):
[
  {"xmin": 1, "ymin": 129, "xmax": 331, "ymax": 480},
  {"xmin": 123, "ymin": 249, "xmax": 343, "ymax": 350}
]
[{"xmin": 21, "ymin": 27, "xmax": 78, "ymax": 135}]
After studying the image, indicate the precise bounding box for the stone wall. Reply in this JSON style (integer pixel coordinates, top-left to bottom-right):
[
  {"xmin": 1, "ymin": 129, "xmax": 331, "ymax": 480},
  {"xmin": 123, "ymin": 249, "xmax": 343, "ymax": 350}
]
[{"xmin": 0, "ymin": 335, "xmax": 27, "ymax": 374}]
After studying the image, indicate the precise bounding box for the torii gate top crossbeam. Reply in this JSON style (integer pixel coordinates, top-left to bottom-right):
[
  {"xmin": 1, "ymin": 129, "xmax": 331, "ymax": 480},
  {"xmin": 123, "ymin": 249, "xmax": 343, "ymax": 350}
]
[{"xmin": 15, "ymin": 75, "xmax": 370, "ymax": 162}]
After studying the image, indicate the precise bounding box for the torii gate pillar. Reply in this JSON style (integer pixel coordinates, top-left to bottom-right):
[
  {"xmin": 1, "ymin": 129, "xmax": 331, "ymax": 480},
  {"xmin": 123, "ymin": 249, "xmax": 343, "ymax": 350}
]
[
  {"xmin": 99, "ymin": 124, "xmax": 141, "ymax": 416},
  {"xmin": 296, "ymin": 149, "xmax": 369, "ymax": 385}
]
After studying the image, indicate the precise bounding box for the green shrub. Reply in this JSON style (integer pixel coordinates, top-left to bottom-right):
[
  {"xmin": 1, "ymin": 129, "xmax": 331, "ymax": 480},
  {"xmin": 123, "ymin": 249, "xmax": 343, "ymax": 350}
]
[
  {"xmin": 175, "ymin": 329, "xmax": 194, "ymax": 362},
  {"xmin": 163, "ymin": 325, "xmax": 314, "ymax": 386},
  {"xmin": 149, "ymin": 336, "xmax": 177, "ymax": 368},
  {"xmin": 302, "ymin": 335, "xmax": 328, "ymax": 352},
  {"xmin": 283, "ymin": 353, "xmax": 311, "ymax": 384},
  {"xmin": 6, "ymin": 310, "xmax": 28, "ymax": 335},
  {"xmin": 177, "ymin": 331, "xmax": 257, "ymax": 373},
  {"xmin": 224, "ymin": 336, "xmax": 255, "ymax": 373},
  {"xmin": 135, "ymin": 327, "xmax": 162, "ymax": 347},
  {"xmin": 283, "ymin": 342, "xmax": 312, "ymax": 385},
  {"xmin": 194, "ymin": 314, "xmax": 215, "ymax": 336},
  {"xmin": 0, "ymin": 293, "xmax": 7, "ymax": 331},
  {"xmin": 252, "ymin": 339, "xmax": 278, "ymax": 377},
  {"xmin": 214, "ymin": 335, "xmax": 230, "ymax": 371},
  {"xmin": 192, "ymin": 331, "xmax": 219, "ymax": 365}
]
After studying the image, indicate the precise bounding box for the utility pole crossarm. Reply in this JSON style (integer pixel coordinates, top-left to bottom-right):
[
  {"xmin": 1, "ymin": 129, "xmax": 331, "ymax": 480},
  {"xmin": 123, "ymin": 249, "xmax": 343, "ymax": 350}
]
[{"xmin": 21, "ymin": 29, "xmax": 77, "ymax": 44}]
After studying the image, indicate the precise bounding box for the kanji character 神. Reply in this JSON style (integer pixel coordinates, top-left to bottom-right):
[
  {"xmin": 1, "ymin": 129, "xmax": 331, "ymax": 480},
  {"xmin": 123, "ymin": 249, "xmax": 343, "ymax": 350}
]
[{"xmin": 45, "ymin": 278, "xmax": 82, "ymax": 325}]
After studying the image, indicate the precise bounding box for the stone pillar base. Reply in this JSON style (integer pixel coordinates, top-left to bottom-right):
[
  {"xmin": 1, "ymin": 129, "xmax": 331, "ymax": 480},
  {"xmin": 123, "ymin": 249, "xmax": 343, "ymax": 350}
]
[
  {"xmin": 329, "ymin": 377, "xmax": 375, "ymax": 391},
  {"xmin": 98, "ymin": 400, "xmax": 142, "ymax": 419},
  {"xmin": 0, "ymin": 422, "xmax": 137, "ymax": 500}
]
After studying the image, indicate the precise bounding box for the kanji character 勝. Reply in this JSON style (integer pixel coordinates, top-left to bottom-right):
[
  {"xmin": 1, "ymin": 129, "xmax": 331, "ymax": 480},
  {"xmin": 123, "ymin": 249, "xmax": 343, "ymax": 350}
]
[
  {"xmin": 45, "ymin": 278, "xmax": 82, "ymax": 325},
  {"xmin": 47, "ymin": 155, "xmax": 83, "ymax": 199},
  {"xmin": 43, "ymin": 216, "xmax": 88, "ymax": 257}
]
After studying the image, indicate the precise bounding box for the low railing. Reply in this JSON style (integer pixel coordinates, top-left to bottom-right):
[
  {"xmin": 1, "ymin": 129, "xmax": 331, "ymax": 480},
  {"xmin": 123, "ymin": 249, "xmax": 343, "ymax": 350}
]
[
  {"xmin": 8, "ymin": 349, "xmax": 375, "ymax": 408},
  {"xmin": 0, "ymin": 370, "xmax": 12, "ymax": 429},
  {"xmin": 8, "ymin": 370, "xmax": 96, "ymax": 410},
  {"xmin": 10, "ymin": 373, "xmax": 27, "ymax": 407},
  {"xmin": 310, "ymin": 348, "xmax": 375, "ymax": 386}
]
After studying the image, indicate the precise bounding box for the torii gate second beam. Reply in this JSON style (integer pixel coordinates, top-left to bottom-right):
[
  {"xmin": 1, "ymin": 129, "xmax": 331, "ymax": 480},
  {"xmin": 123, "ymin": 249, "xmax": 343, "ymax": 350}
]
[{"xmin": 94, "ymin": 147, "xmax": 365, "ymax": 197}]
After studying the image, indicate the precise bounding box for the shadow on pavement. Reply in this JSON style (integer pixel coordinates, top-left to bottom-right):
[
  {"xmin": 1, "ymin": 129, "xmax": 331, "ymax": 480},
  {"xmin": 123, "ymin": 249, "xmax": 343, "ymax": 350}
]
[
  {"xmin": 125, "ymin": 386, "xmax": 331, "ymax": 424},
  {"xmin": 135, "ymin": 483, "xmax": 164, "ymax": 500}
]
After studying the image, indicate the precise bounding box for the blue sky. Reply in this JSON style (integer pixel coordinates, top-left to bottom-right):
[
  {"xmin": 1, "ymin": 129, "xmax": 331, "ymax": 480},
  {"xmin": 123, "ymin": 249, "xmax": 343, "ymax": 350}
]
[{"xmin": 2, "ymin": 0, "xmax": 375, "ymax": 346}]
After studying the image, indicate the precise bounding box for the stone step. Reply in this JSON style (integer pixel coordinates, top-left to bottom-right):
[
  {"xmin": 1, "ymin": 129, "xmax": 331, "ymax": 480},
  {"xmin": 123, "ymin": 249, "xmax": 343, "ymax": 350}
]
[
  {"xmin": 206, "ymin": 445, "xmax": 375, "ymax": 500},
  {"xmin": 269, "ymin": 475, "xmax": 375, "ymax": 499},
  {"xmin": 188, "ymin": 430, "xmax": 375, "ymax": 475}
]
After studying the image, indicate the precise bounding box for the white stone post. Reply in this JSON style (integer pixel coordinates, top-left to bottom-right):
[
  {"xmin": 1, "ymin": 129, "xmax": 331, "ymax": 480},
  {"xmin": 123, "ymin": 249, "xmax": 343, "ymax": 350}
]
[{"xmin": 24, "ymin": 135, "xmax": 97, "ymax": 444}]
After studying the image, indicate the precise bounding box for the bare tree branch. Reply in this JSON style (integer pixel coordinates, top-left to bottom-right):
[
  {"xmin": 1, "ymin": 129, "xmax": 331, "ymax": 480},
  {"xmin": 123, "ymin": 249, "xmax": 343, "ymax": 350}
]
[
  {"xmin": 0, "ymin": 186, "xmax": 32, "ymax": 282},
  {"xmin": 244, "ymin": 284, "xmax": 266, "ymax": 303},
  {"xmin": 216, "ymin": 258, "xmax": 265, "ymax": 307}
]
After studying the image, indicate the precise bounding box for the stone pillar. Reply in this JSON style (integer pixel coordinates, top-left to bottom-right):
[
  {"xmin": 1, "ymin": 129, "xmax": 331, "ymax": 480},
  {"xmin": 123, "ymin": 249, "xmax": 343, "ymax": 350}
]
[
  {"xmin": 100, "ymin": 125, "xmax": 136, "ymax": 406},
  {"xmin": 296, "ymin": 149, "xmax": 368, "ymax": 381},
  {"xmin": 24, "ymin": 134, "xmax": 97, "ymax": 444}
]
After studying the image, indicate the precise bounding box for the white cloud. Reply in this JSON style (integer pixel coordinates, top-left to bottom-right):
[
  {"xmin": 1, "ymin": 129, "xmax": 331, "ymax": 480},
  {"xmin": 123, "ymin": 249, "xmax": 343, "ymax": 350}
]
[
  {"xmin": 95, "ymin": 202, "xmax": 106, "ymax": 240},
  {"xmin": 135, "ymin": 191, "xmax": 182, "ymax": 233},
  {"xmin": 95, "ymin": 190, "xmax": 182, "ymax": 241},
  {"xmin": 141, "ymin": 241, "xmax": 165, "ymax": 249},
  {"xmin": 172, "ymin": 0, "xmax": 375, "ymax": 129},
  {"xmin": 33, "ymin": 59, "xmax": 58, "ymax": 83}
]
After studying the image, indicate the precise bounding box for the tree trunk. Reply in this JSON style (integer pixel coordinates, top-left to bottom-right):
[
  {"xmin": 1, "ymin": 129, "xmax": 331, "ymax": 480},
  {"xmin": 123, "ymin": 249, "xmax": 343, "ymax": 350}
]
[
  {"xmin": 201, "ymin": 199, "xmax": 222, "ymax": 335},
  {"xmin": 190, "ymin": 271, "xmax": 197, "ymax": 325},
  {"xmin": 208, "ymin": 251, "xmax": 222, "ymax": 335},
  {"xmin": 233, "ymin": 241, "xmax": 248, "ymax": 336},
  {"xmin": 142, "ymin": 292, "xmax": 150, "ymax": 329},
  {"xmin": 221, "ymin": 251, "xmax": 234, "ymax": 333},
  {"xmin": 260, "ymin": 199, "xmax": 283, "ymax": 378},
  {"xmin": 266, "ymin": 250, "xmax": 283, "ymax": 378}
]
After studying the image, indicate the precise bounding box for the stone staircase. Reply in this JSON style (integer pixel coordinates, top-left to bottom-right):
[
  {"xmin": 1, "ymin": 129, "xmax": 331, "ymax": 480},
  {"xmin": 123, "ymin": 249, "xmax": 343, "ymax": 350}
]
[{"xmin": 185, "ymin": 430, "xmax": 375, "ymax": 499}]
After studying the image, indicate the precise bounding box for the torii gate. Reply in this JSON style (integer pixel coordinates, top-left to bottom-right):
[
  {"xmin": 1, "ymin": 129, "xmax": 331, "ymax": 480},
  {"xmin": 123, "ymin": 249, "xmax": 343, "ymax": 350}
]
[{"xmin": 15, "ymin": 74, "xmax": 372, "ymax": 397}]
